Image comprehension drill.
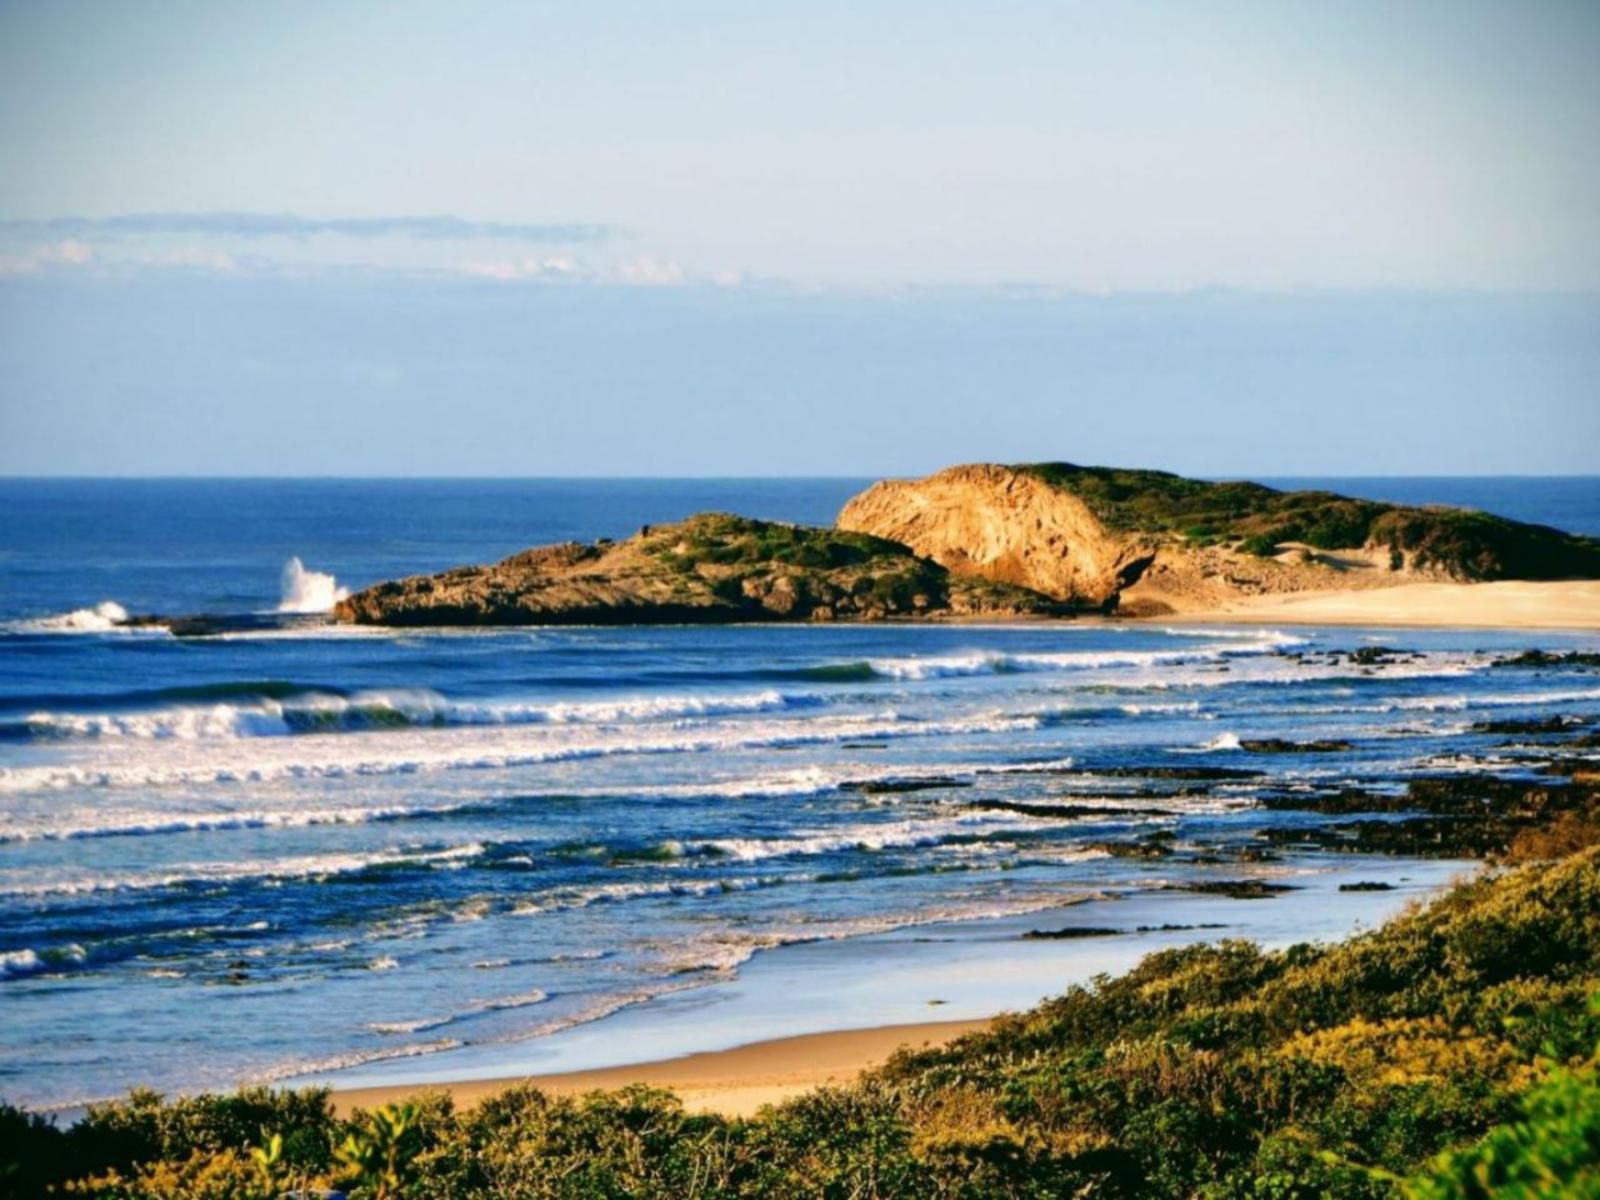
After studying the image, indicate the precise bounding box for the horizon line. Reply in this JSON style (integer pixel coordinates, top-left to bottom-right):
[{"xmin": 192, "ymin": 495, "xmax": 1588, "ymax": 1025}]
[{"xmin": 4, "ymin": 472, "xmax": 1599, "ymax": 483}]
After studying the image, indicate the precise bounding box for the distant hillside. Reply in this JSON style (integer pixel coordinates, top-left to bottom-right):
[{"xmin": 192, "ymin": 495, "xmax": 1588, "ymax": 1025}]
[
  {"xmin": 334, "ymin": 512, "xmax": 1067, "ymax": 626},
  {"xmin": 839, "ymin": 463, "xmax": 1600, "ymax": 615}
]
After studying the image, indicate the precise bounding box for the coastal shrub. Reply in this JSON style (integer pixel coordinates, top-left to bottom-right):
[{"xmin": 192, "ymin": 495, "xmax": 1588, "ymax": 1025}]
[
  {"xmin": 1240, "ymin": 534, "xmax": 1284, "ymax": 557},
  {"xmin": 1400, "ymin": 1044, "xmax": 1600, "ymax": 1198}
]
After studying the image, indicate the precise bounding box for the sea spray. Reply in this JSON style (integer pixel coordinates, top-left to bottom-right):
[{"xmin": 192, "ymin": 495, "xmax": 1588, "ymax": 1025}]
[
  {"xmin": 278, "ymin": 558, "xmax": 349, "ymax": 613},
  {"xmin": 15, "ymin": 601, "xmax": 129, "ymax": 633}
]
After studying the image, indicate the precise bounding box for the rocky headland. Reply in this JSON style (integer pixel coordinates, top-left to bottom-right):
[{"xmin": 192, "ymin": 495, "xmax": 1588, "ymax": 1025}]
[
  {"xmin": 333, "ymin": 512, "xmax": 1067, "ymax": 627},
  {"xmin": 839, "ymin": 462, "xmax": 1600, "ymax": 617},
  {"xmin": 331, "ymin": 463, "xmax": 1600, "ymax": 627}
]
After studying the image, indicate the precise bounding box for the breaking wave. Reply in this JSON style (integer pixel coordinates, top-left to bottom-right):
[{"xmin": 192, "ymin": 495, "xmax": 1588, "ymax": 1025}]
[
  {"xmin": 860, "ymin": 637, "xmax": 1301, "ymax": 680},
  {"xmin": 9, "ymin": 687, "xmax": 820, "ymax": 742},
  {"xmin": 8, "ymin": 601, "xmax": 131, "ymax": 634},
  {"xmin": 0, "ymin": 710, "xmax": 1043, "ymax": 793}
]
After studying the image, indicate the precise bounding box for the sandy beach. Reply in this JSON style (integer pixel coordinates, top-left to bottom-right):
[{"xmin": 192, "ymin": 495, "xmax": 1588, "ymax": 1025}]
[
  {"xmin": 331, "ymin": 1019, "xmax": 989, "ymax": 1119},
  {"xmin": 1177, "ymin": 579, "xmax": 1600, "ymax": 631}
]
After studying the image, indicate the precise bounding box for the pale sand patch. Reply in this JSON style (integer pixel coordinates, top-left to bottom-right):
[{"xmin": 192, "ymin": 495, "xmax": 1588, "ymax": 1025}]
[
  {"xmin": 330, "ymin": 1019, "xmax": 990, "ymax": 1120},
  {"xmin": 1173, "ymin": 580, "xmax": 1600, "ymax": 631}
]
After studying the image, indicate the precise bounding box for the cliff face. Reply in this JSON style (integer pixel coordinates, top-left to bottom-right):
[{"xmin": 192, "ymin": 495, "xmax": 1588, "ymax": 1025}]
[
  {"xmin": 838, "ymin": 463, "xmax": 1600, "ymax": 615},
  {"xmin": 333, "ymin": 513, "xmax": 1066, "ymax": 627},
  {"xmin": 837, "ymin": 465, "xmax": 1155, "ymax": 609}
]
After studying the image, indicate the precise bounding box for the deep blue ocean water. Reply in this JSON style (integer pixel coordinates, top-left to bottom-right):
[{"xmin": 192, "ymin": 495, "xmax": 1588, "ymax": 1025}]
[{"xmin": 1, "ymin": 476, "xmax": 1598, "ymax": 1110}]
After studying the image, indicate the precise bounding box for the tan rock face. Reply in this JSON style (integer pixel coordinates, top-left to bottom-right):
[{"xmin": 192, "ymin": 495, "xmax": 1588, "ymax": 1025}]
[{"xmin": 837, "ymin": 465, "xmax": 1153, "ymax": 607}]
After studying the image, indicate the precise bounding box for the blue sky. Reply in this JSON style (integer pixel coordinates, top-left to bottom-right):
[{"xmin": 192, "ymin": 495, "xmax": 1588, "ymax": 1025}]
[{"xmin": 1, "ymin": 1, "xmax": 1596, "ymax": 474}]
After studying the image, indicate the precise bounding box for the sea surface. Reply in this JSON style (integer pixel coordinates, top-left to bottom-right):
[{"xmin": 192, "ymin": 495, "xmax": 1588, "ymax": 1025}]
[{"xmin": 1, "ymin": 476, "xmax": 1598, "ymax": 1111}]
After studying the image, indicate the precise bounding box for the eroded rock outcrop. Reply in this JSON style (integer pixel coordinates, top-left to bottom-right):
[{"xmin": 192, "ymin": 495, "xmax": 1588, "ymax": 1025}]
[
  {"xmin": 838, "ymin": 463, "xmax": 1600, "ymax": 615},
  {"xmin": 333, "ymin": 513, "xmax": 1068, "ymax": 627},
  {"xmin": 838, "ymin": 464, "xmax": 1156, "ymax": 608}
]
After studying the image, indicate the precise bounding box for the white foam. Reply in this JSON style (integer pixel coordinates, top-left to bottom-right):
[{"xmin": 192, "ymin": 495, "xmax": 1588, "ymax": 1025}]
[
  {"xmin": 476, "ymin": 988, "xmax": 549, "ymax": 1012},
  {"xmin": 0, "ymin": 801, "xmax": 470, "ymax": 844},
  {"xmin": 0, "ymin": 710, "xmax": 1041, "ymax": 795},
  {"xmin": 0, "ymin": 842, "xmax": 484, "ymax": 899},
  {"xmin": 693, "ymin": 813, "xmax": 1009, "ymax": 863},
  {"xmin": 277, "ymin": 558, "xmax": 349, "ymax": 614},
  {"xmin": 446, "ymin": 689, "xmax": 809, "ymax": 726},
  {"xmin": 15, "ymin": 687, "xmax": 819, "ymax": 743},
  {"xmin": 10, "ymin": 601, "xmax": 131, "ymax": 634},
  {"xmin": 0, "ymin": 944, "xmax": 86, "ymax": 979},
  {"xmin": 865, "ymin": 638, "xmax": 1295, "ymax": 680}
]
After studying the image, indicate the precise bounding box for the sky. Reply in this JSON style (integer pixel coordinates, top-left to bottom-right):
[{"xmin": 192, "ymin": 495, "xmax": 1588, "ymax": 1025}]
[{"xmin": 0, "ymin": 0, "xmax": 1597, "ymax": 475}]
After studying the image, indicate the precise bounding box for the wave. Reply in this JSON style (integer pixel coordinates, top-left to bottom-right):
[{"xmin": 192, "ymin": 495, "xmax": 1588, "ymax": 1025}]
[
  {"xmin": 1382, "ymin": 686, "xmax": 1600, "ymax": 713},
  {"xmin": 368, "ymin": 986, "xmax": 554, "ymax": 1036},
  {"xmin": 277, "ymin": 558, "xmax": 349, "ymax": 614},
  {"xmin": 1, "ymin": 842, "xmax": 485, "ymax": 900},
  {"xmin": 0, "ymin": 943, "xmax": 88, "ymax": 979},
  {"xmin": 860, "ymin": 637, "xmax": 1298, "ymax": 680},
  {"xmin": 6, "ymin": 601, "xmax": 133, "ymax": 634},
  {"xmin": 0, "ymin": 801, "xmax": 477, "ymax": 844},
  {"xmin": 0, "ymin": 754, "xmax": 1080, "ymax": 842},
  {"xmin": 512, "ymin": 872, "xmax": 809, "ymax": 916},
  {"xmin": 686, "ymin": 812, "xmax": 1045, "ymax": 864},
  {"xmin": 0, "ymin": 710, "xmax": 1043, "ymax": 794},
  {"xmin": 10, "ymin": 687, "xmax": 823, "ymax": 742},
  {"xmin": 1030, "ymin": 699, "xmax": 1205, "ymax": 724}
]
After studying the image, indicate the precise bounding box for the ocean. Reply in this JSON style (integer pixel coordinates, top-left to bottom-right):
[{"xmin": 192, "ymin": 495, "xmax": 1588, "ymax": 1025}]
[{"xmin": 1, "ymin": 476, "xmax": 1598, "ymax": 1111}]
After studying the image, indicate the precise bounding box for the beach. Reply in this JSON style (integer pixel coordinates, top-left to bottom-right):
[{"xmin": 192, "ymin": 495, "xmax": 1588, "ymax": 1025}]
[
  {"xmin": 1183, "ymin": 579, "xmax": 1600, "ymax": 630},
  {"xmin": 331, "ymin": 1019, "xmax": 990, "ymax": 1118}
]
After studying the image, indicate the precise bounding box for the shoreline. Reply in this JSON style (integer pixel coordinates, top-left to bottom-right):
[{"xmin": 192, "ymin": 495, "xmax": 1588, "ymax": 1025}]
[
  {"xmin": 310, "ymin": 855, "xmax": 1470, "ymax": 1120},
  {"xmin": 330, "ymin": 1019, "xmax": 990, "ymax": 1119}
]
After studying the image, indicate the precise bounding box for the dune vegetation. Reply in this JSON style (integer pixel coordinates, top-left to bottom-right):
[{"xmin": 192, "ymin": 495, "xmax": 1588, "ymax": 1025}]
[{"xmin": 4, "ymin": 845, "xmax": 1597, "ymax": 1198}]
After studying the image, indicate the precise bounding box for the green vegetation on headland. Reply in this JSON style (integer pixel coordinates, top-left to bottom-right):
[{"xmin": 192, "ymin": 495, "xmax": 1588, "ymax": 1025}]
[
  {"xmin": 7, "ymin": 745, "xmax": 1600, "ymax": 1197},
  {"xmin": 1018, "ymin": 462, "xmax": 1600, "ymax": 578},
  {"xmin": 334, "ymin": 513, "xmax": 1070, "ymax": 627}
]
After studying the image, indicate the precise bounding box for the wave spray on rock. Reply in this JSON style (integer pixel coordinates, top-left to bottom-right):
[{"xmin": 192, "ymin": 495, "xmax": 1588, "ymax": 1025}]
[{"xmin": 278, "ymin": 558, "xmax": 349, "ymax": 614}]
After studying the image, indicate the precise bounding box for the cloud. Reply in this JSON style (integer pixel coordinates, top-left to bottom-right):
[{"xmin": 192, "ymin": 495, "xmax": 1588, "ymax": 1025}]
[
  {"xmin": 0, "ymin": 212, "xmax": 618, "ymax": 243},
  {"xmin": 617, "ymin": 257, "xmax": 686, "ymax": 287},
  {"xmin": 457, "ymin": 254, "xmax": 709, "ymax": 288},
  {"xmin": 459, "ymin": 255, "xmax": 588, "ymax": 281},
  {"xmin": 0, "ymin": 238, "xmax": 93, "ymax": 277}
]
